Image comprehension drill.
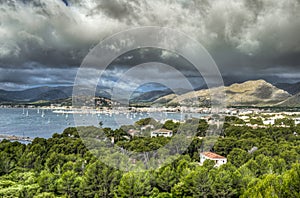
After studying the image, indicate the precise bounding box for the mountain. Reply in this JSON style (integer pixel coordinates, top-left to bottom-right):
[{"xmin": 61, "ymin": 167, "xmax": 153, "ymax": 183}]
[
  {"xmin": 128, "ymin": 86, "xmax": 198, "ymax": 104},
  {"xmin": 0, "ymin": 84, "xmax": 184, "ymax": 105},
  {"xmin": 276, "ymin": 92, "xmax": 300, "ymax": 107},
  {"xmin": 275, "ymin": 82, "xmax": 300, "ymax": 95},
  {"xmin": 154, "ymin": 80, "xmax": 291, "ymax": 106},
  {"xmin": 130, "ymin": 89, "xmax": 173, "ymax": 103},
  {"xmin": 34, "ymin": 89, "xmax": 69, "ymax": 101},
  {"xmin": 0, "ymin": 86, "xmax": 111, "ymax": 104},
  {"xmin": 0, "ymin": 86, "xmax": 72, "ymax": 102},
  {"xmin": 2, "ymin": 80, "xmax": 299, "ymax": 107},
  {"xmin": 224, "ymin": 80, "xmax": 290, "ymax": 105}
]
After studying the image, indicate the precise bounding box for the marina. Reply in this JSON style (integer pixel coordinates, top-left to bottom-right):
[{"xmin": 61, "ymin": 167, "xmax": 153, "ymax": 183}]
[
  {"xmin": 0, "ymin": 108, "xmax": 202, "ymax": 139},
  {"xmin": 0, "ymin": 134, "xmax": 33, "ymax": 142}
]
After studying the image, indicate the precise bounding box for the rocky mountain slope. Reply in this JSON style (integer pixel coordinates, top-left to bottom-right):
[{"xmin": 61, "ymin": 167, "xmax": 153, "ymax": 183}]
[
  {"xmin": 130, "ymin": 90, "xmax": 173, "ymax": 103},
  {"xmin": 276, "ymin": 92, "xmax": 300, "ymax": 107},
  {"xmin": 154, "ymin": 80, "xmax": 291, "ymax": 106}
]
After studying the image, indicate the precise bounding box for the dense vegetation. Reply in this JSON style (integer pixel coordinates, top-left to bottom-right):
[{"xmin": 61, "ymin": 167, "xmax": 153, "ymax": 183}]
[{"xmin": 0, "ymin": 117, "xmax": 299, "ymax": 197}]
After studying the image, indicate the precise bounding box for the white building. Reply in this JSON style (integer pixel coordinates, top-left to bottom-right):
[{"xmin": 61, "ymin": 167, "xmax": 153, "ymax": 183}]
[
  {"xmin": 200, "ymin": 152, "xmax": 227, "ymax": 167},
  {"xmin": 263, "ymin": 119, "xmax": 275, "ymax": 125},
  {"xmin": 141, "ymin": 124, "xmax": 154, "ymax": 131},
  {"xmin": 127, "ymin": 129, "xmax": 139, "ymax": 137},
  {"xmin": 151, "ymin": 129, "xmax": 173, "ymax": 138},
  {"xmin": 239, "ymin": 110, "xmax": 254, "ymax": 115},
  {"xmin": 294, "ymin": 118, "xmax": 300, "ymax": 125},
  {"xmin": 239, "ymin": 115, "xmax": 250, "ymax": 120}
]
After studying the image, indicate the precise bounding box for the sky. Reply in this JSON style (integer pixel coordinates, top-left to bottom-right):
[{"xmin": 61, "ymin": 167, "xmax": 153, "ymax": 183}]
[{"xmin": 1, "ymin": 0, "xmax": 300, "ymax": 91}]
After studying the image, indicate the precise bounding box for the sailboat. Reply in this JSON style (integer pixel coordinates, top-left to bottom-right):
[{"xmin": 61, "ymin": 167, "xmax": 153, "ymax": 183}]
[
  {"xmin": 41, "ymin": 110, "xmax": 45, "ymax": 118},
  {"xmin": 26, "ymin": 110, "xmax": 29, "ymax": 117},
  {"xmin": 22, "ymin": 107, "xmax": 25, "ymax": 115},
  {"xmin": 37, "ymin": 108, "xmax": 40, "ymax": 114}
]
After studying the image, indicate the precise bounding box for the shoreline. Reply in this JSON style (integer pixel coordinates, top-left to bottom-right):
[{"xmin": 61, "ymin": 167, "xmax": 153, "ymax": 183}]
[
  {"xmin": 0, "ymin": 106, "xmax": 213, "ymax": 114},
  {"xmin": 0, "ymin": 134, "xmax": 34, "ymax": 142}
]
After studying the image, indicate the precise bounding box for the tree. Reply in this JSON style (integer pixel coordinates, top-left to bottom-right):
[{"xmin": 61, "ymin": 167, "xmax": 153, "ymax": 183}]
[
  {"xmin": 81, "ymin": 161, "xmax": 121, "ymax": 198},
  {"xmin": 275, "ymin": 118, "xmax": 295, "ymax": 126},
  {"xmin": 225, "ymin": 116, "xmax": 245, "ymax": 124},
  {"xmin": 210, "ymin": 168, "xmax": 237, "ymax": 197},
  {"xmin": 33, "ymin": 192, "xmax": 56, "ymax": 198},
  {"xmin": 18, "ymin": 151, "xmax": 40, "ymax": 169},
  {"xmin": 250, "ymin": 118, "xmax": 263, "ymax": 125},
  {"xmin": 163, "ymin": 120, "xmax": 179, "ymax": 132},
  {"xmin": 227, "ymin": 148, "xmax": 250, "ymax": 167},
  {"xmin": 155, "ymin": 166, "xmax": 177, "ymax": 192},
  {"xmin": 241, "ymin": 174, "xmax": 282, "ymax": 198},
  {"xmin": 57, "ymin": 170, "xmax": 81, "ymax": 197},
  {"xmin": 37, "ymin": 170, "xmax": 56, "ymax": 192},
  {"xmin": 281, "ymin": 163, "xmax": 300, "ymax": 198},
  {"xmin": 45, "ymin": 152, "xmax": 67, "ymax": 172},
  {"xmin": 279, "ymin": 149, "xmax": 299, "ymax": 168},
  {"xmin": 112, "ymin": 129, "xmax": 128, "ymax": 142},
  {"xmin": 0, "ymin": 152, "xmax": 15, "ymax": 175},
  {"xmin": 182, "ymin": 167, "xmax": 212, "ymax": 197},
  {"xmin": 135, "ymin": 117, "xmax": 157, "ymax": 126},
  {"xmin": 233, "ymin": 165, "xmax": 256, "ymax": 195},
  {"xmin": 197, "ymin": 119, "xmax": 209, "ymax": 137},
  {"xmin": 117, "ymin": 171, "xmax": 152, "ymax": 197}
]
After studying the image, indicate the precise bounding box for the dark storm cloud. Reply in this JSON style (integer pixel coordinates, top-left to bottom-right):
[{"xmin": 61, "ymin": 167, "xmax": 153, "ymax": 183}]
[
  {"xmin": 110, "ymin": 48, "xmax": 198, "ymax": 76},
  {"xmin": 0, "ymin": 0, "xmax": 300, "ymax": 90},
  {"xmin": 0, "ymin": 67, "xmax": 78, "ymax": 90}
]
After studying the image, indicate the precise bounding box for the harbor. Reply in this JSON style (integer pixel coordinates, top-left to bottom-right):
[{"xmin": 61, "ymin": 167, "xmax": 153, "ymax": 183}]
[{"xmin": 0, "ymin": 134, "xmax": 33, "ymax": 142}]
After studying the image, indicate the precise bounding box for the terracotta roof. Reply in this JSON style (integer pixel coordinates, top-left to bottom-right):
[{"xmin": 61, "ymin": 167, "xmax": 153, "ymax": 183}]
[{"xmin": 201, "ymin": 152, "xmax": 226, "ymax": 159}]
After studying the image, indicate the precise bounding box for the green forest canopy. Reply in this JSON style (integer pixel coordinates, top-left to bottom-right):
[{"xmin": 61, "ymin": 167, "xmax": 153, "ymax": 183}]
[{"xmin": 0, "ymin": 117, "xmax": 299, "ymax": 197}]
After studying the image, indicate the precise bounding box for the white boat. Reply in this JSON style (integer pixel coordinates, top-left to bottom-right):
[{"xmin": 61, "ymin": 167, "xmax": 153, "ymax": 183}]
[
  {"xmin": 52, "ymin": 110, "xmax": 65, "ymax": 114},
  {"xmin": 41, "ymin": 110, "xmax": 45, "ymax": 118}
]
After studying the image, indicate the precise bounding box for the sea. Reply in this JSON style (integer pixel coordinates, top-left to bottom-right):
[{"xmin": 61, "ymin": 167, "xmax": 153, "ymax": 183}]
[{"xmin": 0, "ymin": 108, "xmax": 201, "ymax": 139}]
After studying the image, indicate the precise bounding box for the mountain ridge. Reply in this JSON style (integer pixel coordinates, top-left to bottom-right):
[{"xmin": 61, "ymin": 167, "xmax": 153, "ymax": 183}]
[
  {"xmin": 275, "ymin": 82, "xmax": 300, "ymax": 95},
  {"xmin": 154, "ymin": 79, "xmax": 292, "ymax": 107},
  {"xmin": 276, "ymin": 92, "xmax": 300, "ymax": 107},
  {"xmin": 0, "ymin": 86, "xmax": 111, "ymax": 103},
  {"xmin": 1, "ymin": 80, "xmax": 300, "ymax": 107}
]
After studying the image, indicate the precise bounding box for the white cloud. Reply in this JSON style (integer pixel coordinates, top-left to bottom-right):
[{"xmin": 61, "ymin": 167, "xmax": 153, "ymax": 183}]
[{"xmin": 0, "ymin": 0, "xmax": 299, "ymax": 67}]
